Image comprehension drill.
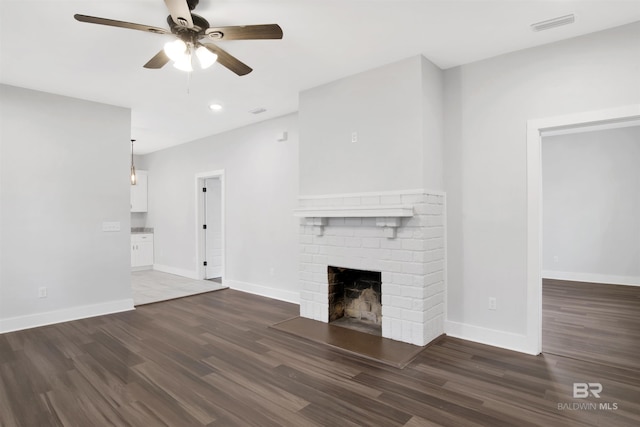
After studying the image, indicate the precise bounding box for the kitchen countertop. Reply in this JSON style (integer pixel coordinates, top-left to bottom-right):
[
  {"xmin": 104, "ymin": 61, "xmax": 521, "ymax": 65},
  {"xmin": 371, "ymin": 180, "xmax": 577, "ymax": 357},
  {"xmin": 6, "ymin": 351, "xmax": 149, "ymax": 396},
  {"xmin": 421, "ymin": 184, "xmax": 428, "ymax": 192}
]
[{"xmin": 131, "ymin": 227, "xmax": 153, "ymax": 234}]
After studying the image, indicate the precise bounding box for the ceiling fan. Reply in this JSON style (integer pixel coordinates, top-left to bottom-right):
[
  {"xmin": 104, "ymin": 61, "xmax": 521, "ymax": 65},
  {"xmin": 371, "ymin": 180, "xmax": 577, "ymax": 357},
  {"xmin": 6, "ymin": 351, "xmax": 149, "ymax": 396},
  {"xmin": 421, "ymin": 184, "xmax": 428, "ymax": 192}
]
[{"xmin": 74, "ymin": 0, "xmax": 283, "ymax": 76}]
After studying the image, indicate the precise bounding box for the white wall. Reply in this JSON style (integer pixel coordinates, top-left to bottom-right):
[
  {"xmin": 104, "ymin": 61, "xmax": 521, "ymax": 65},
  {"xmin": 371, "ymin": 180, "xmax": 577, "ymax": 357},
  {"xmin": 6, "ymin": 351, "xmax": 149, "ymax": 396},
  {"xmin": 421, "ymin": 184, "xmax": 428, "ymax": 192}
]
[
  {"xmin": 299, "ymin": 56, "xmax": 426, "ymax": 195},
  {"xmin": 421, "ymin": 56, "xmax": 444, "ymax": 191},
  {"xmin": 130, "ymin": 212, "xmax": 147, "ymax": 228},
  {"xmin": 130, "ymin": 155, "xmax": 148, "ymax": 228},
  {"xmin": 0, "ymin": 85, "xmax": 134, "ymax": 332},
  {"xmin": 143, "ymin": 113, "xmax": 300, "ymax": 302},
  {"xmin": 443, "ymin": 22, "xmax": 640, "ymax": 351},
  {"xmin": 542, "ymin": 126, "xmax": 640, "ymax": 286}
]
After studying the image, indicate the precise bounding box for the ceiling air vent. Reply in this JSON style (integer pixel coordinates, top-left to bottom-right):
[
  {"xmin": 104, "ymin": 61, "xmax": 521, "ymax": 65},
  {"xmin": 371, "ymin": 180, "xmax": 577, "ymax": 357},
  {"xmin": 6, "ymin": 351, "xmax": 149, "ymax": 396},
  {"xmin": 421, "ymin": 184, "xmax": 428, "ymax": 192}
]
[{"xmin": 531, "ymin": 14, "xmax": 575, "ymax": 32}]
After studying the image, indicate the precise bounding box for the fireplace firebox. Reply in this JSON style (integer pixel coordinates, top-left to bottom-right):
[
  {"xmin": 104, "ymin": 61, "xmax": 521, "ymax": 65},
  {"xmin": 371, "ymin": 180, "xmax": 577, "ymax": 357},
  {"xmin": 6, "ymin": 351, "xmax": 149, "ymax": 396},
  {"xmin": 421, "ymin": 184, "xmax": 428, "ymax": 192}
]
[{"xmin": 328, "ymin": 266, "xmax": 382, "ymax": 335}]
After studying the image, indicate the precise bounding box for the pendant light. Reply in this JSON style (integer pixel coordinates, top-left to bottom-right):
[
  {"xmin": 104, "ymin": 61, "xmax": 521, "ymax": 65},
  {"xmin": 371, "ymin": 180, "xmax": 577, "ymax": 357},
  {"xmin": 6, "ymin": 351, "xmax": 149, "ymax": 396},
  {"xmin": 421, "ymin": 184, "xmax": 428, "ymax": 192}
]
[{"xmin": 130, "ymin": 139, "xmax": 137, "ymax": 185}]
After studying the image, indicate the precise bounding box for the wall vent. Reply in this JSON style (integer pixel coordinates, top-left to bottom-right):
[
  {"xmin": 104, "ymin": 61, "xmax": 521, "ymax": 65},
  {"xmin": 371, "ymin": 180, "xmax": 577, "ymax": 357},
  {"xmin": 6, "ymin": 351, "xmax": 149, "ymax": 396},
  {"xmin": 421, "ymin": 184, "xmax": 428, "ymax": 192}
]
[{"xmin": 531, "ymin": 14, "xmax": 575, "ymax": 32}]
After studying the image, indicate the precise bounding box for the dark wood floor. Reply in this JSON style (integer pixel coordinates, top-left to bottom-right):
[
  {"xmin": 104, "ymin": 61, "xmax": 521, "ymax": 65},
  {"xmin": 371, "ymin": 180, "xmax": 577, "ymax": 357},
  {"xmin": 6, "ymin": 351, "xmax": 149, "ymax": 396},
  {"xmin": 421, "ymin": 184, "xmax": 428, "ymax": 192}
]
[
  {"xmin": 543, "ymin": 278, "xmax": 640, "ymax": 372},
  {"xmin": 1, "ymin": 289, "xmax": 639, "ymax": 426}
]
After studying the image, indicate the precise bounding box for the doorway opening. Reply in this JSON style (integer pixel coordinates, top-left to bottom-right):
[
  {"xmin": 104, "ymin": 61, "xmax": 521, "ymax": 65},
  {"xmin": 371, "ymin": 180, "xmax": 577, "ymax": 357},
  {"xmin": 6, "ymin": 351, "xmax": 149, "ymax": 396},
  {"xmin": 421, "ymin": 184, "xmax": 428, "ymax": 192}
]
[
  {"xmin": 196, "ymin": 170, "xmax": 225, "ymax": 282},
  {"xmin": 540, "ymin": 122, "xmax": 640, "ymax": 370},
  {"xmin": 526, "ymin": 105, "xmax": 640, "ymax": 355}
]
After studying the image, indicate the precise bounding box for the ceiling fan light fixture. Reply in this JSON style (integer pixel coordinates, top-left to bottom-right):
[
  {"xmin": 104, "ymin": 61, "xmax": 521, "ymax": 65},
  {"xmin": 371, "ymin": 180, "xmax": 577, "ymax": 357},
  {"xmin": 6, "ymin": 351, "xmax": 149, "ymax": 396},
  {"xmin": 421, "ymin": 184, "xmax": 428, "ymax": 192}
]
[
  {"xmin": 74, "ymin": 3, "xmax": 283, "ymax": 77},
  {"xmin": 163, "ymin": 39, "xmax": 187, "ymax": 61},
  {"xmin": 195, "ymin": 46, "xmax": 218, "ymax": 69}
]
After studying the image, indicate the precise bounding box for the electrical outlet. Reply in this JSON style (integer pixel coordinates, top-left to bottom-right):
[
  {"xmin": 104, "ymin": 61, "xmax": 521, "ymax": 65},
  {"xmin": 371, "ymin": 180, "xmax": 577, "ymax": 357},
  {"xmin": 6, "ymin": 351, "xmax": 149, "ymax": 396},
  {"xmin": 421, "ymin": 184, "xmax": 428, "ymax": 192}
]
[
  {"xmin": 488, "ymin": 297, "xmax": 497, "ymax": 310},
  {"xmin": 38, "ymin": 287, "xmax": 47, "ymax": 298},
  {"xmin": 269, "ymin": 267, "xmax": 275, "ymax": 277},
  {"xmin": 351, "ymin": 131, "xmax": 358, "ymax": 143},
  {"xmin": 553, "ymin": 255, "xmax": 559, "ymax": 263}
]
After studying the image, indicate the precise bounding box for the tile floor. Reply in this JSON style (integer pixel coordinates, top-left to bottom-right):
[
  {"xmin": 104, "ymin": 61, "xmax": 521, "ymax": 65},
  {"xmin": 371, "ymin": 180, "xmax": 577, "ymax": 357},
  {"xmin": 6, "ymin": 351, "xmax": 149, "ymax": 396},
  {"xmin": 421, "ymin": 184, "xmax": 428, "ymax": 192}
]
[{"xmin": 131, "ymin": 270, "xmax": 227, "ymax": 306}]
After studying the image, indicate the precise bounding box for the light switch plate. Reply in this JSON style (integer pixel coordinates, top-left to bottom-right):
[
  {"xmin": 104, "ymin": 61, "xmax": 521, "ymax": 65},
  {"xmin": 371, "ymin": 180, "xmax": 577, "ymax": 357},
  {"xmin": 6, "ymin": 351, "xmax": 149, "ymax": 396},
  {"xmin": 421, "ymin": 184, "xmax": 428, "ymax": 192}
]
[{"xmin": 102, "ymin": 221, "xmax": 121, "ymax": 232}]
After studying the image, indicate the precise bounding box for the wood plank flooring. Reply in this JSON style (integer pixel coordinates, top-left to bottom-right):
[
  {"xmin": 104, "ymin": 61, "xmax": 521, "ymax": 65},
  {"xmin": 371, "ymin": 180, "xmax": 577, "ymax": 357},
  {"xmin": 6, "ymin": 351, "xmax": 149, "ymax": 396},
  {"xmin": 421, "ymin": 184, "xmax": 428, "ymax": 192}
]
[
  {"xmin": 1, "ymin": 289, "xmax": 639, "ymax": 426},
  {"xmin": 543, "ymin": 278, "xmax": 640, "ymax": 372}
]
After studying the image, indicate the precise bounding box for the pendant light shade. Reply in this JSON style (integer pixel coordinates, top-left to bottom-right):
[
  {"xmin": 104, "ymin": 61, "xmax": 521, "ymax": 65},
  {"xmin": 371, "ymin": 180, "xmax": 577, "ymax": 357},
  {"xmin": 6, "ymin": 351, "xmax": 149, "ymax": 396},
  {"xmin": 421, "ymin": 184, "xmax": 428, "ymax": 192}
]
[
  {"xmin": 173, "ymin": 54, "xmax": 193, "ymax": 72},
  {"xmin": 130, "ymin": 139, "xmax": 137, "ymax": 185}
]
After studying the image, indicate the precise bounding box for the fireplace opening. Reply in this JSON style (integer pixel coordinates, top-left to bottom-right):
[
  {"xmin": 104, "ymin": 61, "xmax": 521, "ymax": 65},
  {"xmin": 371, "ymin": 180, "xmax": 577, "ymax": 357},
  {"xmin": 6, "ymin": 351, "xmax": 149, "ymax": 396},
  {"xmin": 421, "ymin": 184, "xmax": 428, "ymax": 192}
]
[{"xmin": 328, "ymin": 266, "xmax": 382, "ymax": 336}]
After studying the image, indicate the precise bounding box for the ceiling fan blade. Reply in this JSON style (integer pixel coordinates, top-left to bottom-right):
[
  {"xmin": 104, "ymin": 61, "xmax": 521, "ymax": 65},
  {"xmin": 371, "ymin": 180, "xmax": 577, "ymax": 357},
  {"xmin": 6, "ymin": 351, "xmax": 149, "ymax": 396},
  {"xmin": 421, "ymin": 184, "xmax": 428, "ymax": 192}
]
[
  {"xmin": 201, "ymin": 44, "xmax": 252, "ymax": 76},
  {"xmin": 164, "ymin": 0, "xmax": 194, "ymax": 28},
  {"xmin": 143, "ymin": 50, "xmax": 170, "ymax": 69},
  {"xmin": 204, "ymin": 24, "xmax": 283, "ymax": 41},
  {"xmin": 74, "ymin": 14, "xmax": 169, "ymax": 35}
]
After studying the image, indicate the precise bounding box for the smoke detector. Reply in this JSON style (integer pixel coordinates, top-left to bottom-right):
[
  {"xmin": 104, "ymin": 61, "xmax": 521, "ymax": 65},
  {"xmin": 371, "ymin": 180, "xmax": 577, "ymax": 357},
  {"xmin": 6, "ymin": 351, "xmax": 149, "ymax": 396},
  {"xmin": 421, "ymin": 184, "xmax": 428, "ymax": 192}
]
[{"xmin": 531, "ymin": 14, "xmax": 575, "ymax": 32}]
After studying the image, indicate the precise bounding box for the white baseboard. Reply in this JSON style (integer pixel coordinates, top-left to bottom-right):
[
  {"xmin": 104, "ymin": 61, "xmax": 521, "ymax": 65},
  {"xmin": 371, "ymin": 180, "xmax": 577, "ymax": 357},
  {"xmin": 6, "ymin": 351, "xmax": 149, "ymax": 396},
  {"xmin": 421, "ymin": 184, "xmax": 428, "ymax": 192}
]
[
  {"xmin": 444, "ymin": 320, "xmax": 536, "ymax": 355},
  {"xmin": 225, "ymin": 279, "xmax": 300, "ymax": 304},
  {"xmin": 542, "ymin": 270, "xmax": 640, "ymax": 287},
  {"xmin": 153, "ymin": 263, "xmax": 199, "ymax": 280},
  {"xmin": 0, "ymin": 299, "xmax": 135, "ymax": 334}
]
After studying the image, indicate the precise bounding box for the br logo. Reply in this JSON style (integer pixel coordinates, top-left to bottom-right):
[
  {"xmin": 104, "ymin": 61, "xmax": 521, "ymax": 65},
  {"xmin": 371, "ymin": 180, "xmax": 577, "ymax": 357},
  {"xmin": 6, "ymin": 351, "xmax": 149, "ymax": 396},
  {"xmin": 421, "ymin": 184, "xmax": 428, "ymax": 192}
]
[{"xmin": 573, "ymin": 383, "xmax": 602, "ymax": 398}]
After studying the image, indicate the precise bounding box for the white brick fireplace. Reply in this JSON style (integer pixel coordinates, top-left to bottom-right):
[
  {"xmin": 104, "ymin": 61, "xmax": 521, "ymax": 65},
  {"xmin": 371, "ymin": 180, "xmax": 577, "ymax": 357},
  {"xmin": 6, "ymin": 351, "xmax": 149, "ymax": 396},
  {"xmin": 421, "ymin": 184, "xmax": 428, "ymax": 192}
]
[{"xmin": 295, "ymin": 190, "xmax": 445, "ymax": 346}]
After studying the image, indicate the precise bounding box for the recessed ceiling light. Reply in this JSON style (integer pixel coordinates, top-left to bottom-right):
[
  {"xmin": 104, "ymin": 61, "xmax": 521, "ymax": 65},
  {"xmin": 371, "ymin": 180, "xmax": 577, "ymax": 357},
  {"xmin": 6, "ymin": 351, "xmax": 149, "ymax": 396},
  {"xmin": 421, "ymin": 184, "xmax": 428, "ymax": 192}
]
[
  {"xmin": 209, "ymin": 103, "xmax": 223, "ymax": 111},
  {"xmin": 531, "ymin": 14, "xmax": 575, "ymax": 32}
]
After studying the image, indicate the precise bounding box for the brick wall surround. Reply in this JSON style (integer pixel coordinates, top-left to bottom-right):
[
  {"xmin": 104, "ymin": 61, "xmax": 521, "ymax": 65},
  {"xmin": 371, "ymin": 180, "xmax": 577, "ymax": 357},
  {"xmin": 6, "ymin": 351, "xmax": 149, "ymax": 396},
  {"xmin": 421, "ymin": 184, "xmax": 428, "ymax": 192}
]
[{"xmin": 298, "ymin": 190, "xmax": 445, "ymax": 346}]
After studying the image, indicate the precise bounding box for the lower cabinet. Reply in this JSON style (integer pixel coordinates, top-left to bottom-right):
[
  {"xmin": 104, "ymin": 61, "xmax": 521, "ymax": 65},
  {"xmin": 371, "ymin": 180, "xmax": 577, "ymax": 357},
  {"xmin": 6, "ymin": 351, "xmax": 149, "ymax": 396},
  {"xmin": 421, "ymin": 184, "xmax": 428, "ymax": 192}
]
[{"xmin": 131, "ymin": 233, "xmax": 153, "ymax": 268}]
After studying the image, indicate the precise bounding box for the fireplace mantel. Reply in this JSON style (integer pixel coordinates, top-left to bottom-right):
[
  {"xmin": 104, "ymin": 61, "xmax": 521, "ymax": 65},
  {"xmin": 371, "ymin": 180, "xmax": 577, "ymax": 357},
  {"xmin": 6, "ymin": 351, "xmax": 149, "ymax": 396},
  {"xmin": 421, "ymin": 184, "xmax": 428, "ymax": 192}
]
[
  {"xmin": 293, "ymin": 205, "xmax": 414, "ymax": 219},
  {"xmin": 294, "ymin": 205, "xmax": 413, "ymax": 238}
]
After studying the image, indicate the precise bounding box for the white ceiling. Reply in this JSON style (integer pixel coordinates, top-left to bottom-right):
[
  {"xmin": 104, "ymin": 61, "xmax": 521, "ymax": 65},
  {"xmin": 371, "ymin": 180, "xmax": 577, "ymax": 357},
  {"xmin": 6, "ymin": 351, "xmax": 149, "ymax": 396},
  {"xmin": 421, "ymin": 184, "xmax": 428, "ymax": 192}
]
[{"xmin": 1, "ymin": 1, "xmax": 639, "ymax": 154}]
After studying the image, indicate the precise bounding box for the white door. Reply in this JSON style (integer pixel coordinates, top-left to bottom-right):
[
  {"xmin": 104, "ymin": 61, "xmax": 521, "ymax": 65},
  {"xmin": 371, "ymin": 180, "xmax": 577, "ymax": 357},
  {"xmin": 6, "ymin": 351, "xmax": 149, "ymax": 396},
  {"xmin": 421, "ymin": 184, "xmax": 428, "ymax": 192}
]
[{"xmin": 204, "ymin": 178, "xmax": 222, "ymax": 279}]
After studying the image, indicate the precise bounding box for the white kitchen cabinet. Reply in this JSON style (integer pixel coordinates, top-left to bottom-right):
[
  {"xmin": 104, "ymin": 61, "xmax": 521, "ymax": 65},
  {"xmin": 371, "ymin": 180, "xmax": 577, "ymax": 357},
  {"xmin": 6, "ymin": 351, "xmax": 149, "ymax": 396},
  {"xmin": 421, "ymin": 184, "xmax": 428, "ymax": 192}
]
[
  {"xmin": 131, "ymin": 233, "xmax": 153, "ymax": 268},
  {"xmin": 130, "ymin": 170, "xmax": 148, "ymax": 212}
]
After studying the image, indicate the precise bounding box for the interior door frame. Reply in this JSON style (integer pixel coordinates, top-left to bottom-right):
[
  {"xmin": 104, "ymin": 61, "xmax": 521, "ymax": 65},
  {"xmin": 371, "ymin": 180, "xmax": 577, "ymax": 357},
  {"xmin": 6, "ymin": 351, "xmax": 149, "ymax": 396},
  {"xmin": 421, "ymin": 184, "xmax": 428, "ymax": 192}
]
[
  {"xmin": 526, "ymin": 104, "xmax": 640, "ymax": 355},
  {"xmin": 195, "ymin": 170, "xmax": 225, "ymax": 282}
]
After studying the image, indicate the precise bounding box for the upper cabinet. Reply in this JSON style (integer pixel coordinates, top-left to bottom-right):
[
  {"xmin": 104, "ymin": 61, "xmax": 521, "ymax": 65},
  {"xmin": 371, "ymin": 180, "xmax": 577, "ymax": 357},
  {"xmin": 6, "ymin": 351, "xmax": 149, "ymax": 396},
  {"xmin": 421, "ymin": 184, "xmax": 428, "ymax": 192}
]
[{"xmin": 131, "ymin": 170, "xmax": 148, "ymax": 212}]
